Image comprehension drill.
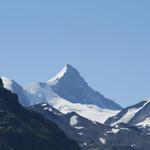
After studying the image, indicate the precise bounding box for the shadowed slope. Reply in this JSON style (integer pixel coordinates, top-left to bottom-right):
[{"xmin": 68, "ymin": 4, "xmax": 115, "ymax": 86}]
[{"xmin": 0, "ymin": 78, "xmax": 80, "ymax": 150}]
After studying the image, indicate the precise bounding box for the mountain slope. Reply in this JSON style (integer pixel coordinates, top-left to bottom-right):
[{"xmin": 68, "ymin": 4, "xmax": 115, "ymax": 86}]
[
  {"xmin": 1, "ymin": 76, "xmax": 29, "ymax": 106},
  {"xmin": 30, "ymin": 103, "xmax": 112, "ymax": 147},
  {"xmin": 31, "ymin": 102, "xmax": 150, "ymax": 150},
  {"xmin": 105, "ymin": 99, "xmax": 150, "ymax": 134},
  {"xmin": 24, "ymin": 83, "xmax": 118, "ymax": 123},
  {"xmin": 0, "ymin": 77, "xmax": 80, "ymax": 150},
  {"xmin": 47, "ymin": 64, "xmax": 122, "ymax": 110}
]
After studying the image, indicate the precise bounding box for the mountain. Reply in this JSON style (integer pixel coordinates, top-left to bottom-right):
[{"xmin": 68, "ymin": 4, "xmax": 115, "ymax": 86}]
[
  {"xmin": 0, "ymin": 64, "xmax": 123, "ymax": 111},
  {"xmin": 1, "ymin": 76, "xmax": 29, "ymax": 106},
  {"xmin": 1, "ymin": 64, "xmax": 122, "ymax": 124},
  {"xmin": 22, "ymin": 64, "xmax": 121, "ymax": 123},
  {"xmin": 47, "ymin": 64, "xmax": 122, "ymax": 110},
  {"xmin": 1, "ymin": 74, "xmax": 119, "ymax": 124},
  {"xmin": 105, "ymin": 99, "xmax": 150, "ymax": 135},
  {"xmin": 30, "ymin": 102, "xmax": 150, "ymax": 150},
  {"xmin": 0, "ymin": 77, "xmax": 80, "ymax": 150}
]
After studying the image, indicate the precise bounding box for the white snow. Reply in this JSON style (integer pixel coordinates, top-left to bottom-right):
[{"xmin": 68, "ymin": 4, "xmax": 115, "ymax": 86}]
[
  {"xmin": 41, "ymin": 103, "xmax": 47, "ymax": 107},
  {"xmin": 112, "ymin": 108, "xmax": 139, "ymax": 126},
  {"xmin": 48, "ymin": 96, "xmax": 119, "ymax": 124},
  {"xmin": 43, "ymin": 107, "xmax": 48, "ymax": 110},
  {"xmin": 106, "ymin": 128, "xmax": 120, "ymax": 134},
  {"xmin": 47, "ymin": 64, "xmax": 68, "ymax": 84},
  {"xmin": 70, "ymin": 115, "xmax": 78, "ymax": 126},
  {"xmin": 92, "ymin": 121, "xmax": 97, "ymax": 125},
  {"xmin": 1, "ymin": 76, "xmax": 13, "ymax": 91},
  {"xmin": 78, "ymin": 132, "xmax": 83, "ymax": 136},
  {"xmin": 83, "ymin": 143, "xmax": 87, "ymax": 146},
  {"xmin": 131, "ymin": 144, "xmax": 135, "ymax": 147},
  {"xmin": 111, "ymin": 100, "xmax": 150, "ymax": 126},
  {"xmin": 99, "ymin": 137, "xmax": 106, "ymax": 144},
  {"xmin": 112, "ymin": 128, "xmax": 120, "ymax": 134},
  {"xmin": 24, "ymin": 82, "xmax": 57, "ymax": 106},
  {"xmin": 74, "ymin": 126, "xmax": 84, "ymax": 129},
  {"xmin": 49, "ymin": 108, "xmax": 52, "ymax": 111},
  {"xmin": 137, "ymin": 117, "xmax": 150, "ymax": 127}
]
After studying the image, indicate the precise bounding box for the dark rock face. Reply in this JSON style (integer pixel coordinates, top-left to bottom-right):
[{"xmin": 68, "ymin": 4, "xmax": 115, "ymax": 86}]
[
  {"xmin": 0, "ymin": 78, "xmax": 3, "ymax": 88},
  {"xmin": 51, "ymin": 64, "xmax": 122, "ymax": 110},
  {"xmin": 0, "ymin": 78, "xmax": 80, "ymax": 150},
  {"xmin": 30, "ymin": 103, "xmax": 111, "ymax": 149}
]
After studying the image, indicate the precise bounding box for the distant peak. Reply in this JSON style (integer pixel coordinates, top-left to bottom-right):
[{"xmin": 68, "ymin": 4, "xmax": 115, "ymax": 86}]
[
  {"xmin": 64, "ymin": 64, "xmax": 75, "ymax": 69},
  {"xmin": 63, "ymin": 64, "xmax": 77, "ymax": 71},
  {"xmin": 64, "ymin": 63, "xmax": 72, "ymax": 68},
  {"xmin": 47, "ymin": 64, "xmax": 79, "ymax": 84}
]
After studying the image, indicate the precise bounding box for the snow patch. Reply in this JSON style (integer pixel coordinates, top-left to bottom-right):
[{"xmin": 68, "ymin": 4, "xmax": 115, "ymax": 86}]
[
  {"xmin": 41, "ymin": 103, "xmax": 47, "ymax": 107},
  {"xmin": 106, "ymin": 128, "xmax": 120, "ymax": 134},
  {"xmin": 43, "ymin": 107, "xmax": 48, "ymax": 110},
  {"xmin": 70, "ymin": 115, "xmax": 78, "ymax": 126},
  {"xmin": 74, "ymin": 126, "xmax": 84, "ymax": 129},
  {"xmin": 112, "ymin": 128, "xmax": 120, "ymax": 134},
  {"xmin": 49, "ymin": 108, "xmax": 52, "ymax": 112},
  {"xmin": 49, "ymin": 97, "xmax": 119, "ymax": 124},
  {"xmin": 78, "ymin": 132, "xmax": 83, "ymax": 136},
  {"xmin": 99, "ymin": 137, "xmax": 106, "ymax": 144}
]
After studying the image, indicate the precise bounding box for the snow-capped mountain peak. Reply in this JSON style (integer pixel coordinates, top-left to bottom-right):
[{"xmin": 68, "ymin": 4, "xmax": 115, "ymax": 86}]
[
  {"xmin": 48, "ymin": 64, "xmax": 69, "ymax": 83},
  {"xmin": 47, "ymin": 64, "xmax": 122, "ymax": 110},
  {"xmin": 47, "ymin": 64, "xmax": 80, "ymax": 85}
]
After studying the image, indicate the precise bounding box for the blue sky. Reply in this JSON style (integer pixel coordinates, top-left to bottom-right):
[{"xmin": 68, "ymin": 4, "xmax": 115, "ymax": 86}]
[{"xmin": 0, "ymin": 1, "xmax": 150, "ymax": 107}]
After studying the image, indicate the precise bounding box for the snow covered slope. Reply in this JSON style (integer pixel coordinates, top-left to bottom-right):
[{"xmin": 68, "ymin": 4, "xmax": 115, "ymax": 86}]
[
  {"xmin": 24, "ymin": 82, "xmax": 118, "ymax": 123},
  {"xmin": 47, "ymin": 97, "xmax": 119, "ymax": 124},
  {"xmin": 105, "ymin": 99, "xmax": 150, "ymax": 129},
  {"xmin": 24, "ymin": 82, "xmax": 57, "ymax": 106}
]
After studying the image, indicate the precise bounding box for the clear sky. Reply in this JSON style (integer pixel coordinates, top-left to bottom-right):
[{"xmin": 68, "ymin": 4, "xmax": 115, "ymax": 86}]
[{"xmin": 0, "ymin": 0, "xmax": 150, "ymax": 107}]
